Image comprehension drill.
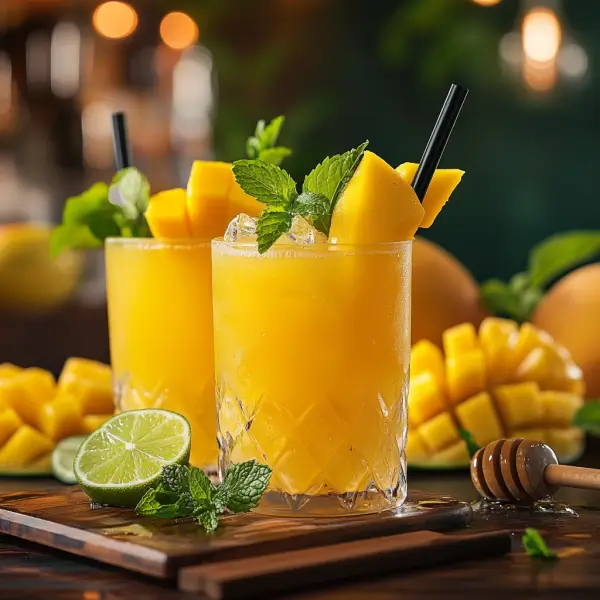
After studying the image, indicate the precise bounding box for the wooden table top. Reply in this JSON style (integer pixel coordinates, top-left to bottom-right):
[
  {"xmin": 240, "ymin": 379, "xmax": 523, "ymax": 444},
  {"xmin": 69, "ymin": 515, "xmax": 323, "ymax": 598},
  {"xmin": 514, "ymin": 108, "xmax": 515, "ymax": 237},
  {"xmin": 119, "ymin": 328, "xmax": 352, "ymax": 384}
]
[{"xmin": 2, "ymin": 464, "xmax": 600, "ymax": 599}]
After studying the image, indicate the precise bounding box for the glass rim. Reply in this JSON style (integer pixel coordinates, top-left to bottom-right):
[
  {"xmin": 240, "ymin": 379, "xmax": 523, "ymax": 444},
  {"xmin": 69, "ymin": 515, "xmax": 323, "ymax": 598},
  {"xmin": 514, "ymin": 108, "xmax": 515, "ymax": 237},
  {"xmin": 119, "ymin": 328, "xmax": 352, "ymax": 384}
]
[
  {"xmin": 211, "ymin": 237, "xmax": 412, "ymax": 256},
  {"xmin": 106, "ymin": 237, "xmax": 211, "ymax": 249}
]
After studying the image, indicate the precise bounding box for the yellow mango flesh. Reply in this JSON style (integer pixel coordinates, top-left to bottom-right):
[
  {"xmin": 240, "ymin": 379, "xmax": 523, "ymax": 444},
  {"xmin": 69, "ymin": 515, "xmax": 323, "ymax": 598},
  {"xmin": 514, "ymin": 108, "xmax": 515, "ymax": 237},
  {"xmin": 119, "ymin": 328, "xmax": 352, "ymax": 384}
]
[
  {"xmin": 455, "ymin": 392, "xmax": 503, "ymax": 447},
  {"xmin": 396, "ymin": 162, "xmax": 464, "ymax": 228},
  {"xmin": 58, "ymin": 358, "xmax": 113, "ymax": 415},
  {"xmin": 0, "ymin": 408, "xmax": 22, "ymax": 447},
  {"xmin": 408, "ymin": 372, "xmax": 446, "ymax": 426},
  {"xmin": 0, "ymin": 425, "xmax": 53, "ymax": 467},
  {"xmin": 81, "ymin": 414, "xmax": 113, "ymax": 434},
  {"xmin": 39, "ymin": 392, "xmax": 82, "ymax": 441},
  {"xmin": 329, "ymin": 151, "xmax": 425, "ymax": 244},
  {"xmin": 493, "ymin": 382, "xmax": 543, "ymax": 430},
  {"xmin": 410, "ymin": 339, "xmax": 445, "ymax": 385},
  {"xmin": 145, "ymin": 189, "xmax": 192, "ymax": 239},
  {"xmin": 0, "ymin": 368, "xmax": 55, "ymax": 428},
  {"xmin": 186, "ymin": 161, "xmax": 263, "ymax": 239},
  {"xmin": 445, "ymin": 349, "xmax": 486, "ymax": 404}
]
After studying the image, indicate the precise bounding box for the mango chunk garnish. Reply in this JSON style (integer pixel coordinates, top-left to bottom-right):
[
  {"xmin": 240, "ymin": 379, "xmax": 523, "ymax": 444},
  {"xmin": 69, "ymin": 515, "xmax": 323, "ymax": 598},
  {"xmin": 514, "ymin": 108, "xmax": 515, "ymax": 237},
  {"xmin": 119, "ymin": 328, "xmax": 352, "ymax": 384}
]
[
  {"xmin": 146, "ymin": 189, "xmax": 193, "ymax": 239},
  {"xmin": 39, "ymin": 392, "xmax": 82, "ymax": 441},
  {"xmin": 58, "ymin": 358, "xmax": 113, "ymax": 415},
  {"xmin": 0, "ymin": 368, "xmax": 55, "ymax": 428},
  {"xmin": 396, "ymin": 162, "xmax": 464, "ymax": 228},
  {"xmin": 0, "ymin": 408, "xmax": 22, "ymax": 447},
  {"xmin": 0, "ymin": 425, "xmax": 53, "ymax": 467}
]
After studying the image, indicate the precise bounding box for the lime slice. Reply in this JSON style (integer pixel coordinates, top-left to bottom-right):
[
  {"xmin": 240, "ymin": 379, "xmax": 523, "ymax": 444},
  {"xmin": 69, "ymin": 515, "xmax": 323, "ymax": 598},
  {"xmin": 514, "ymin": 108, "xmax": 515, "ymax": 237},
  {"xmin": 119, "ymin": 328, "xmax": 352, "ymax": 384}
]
[
  {"xmin": 74, "ymin": 409, "xmax": 191, "ymax": 507},
  {"xmin": 52, "ymin": 436, "xmax": 87, "ymax": 484}
]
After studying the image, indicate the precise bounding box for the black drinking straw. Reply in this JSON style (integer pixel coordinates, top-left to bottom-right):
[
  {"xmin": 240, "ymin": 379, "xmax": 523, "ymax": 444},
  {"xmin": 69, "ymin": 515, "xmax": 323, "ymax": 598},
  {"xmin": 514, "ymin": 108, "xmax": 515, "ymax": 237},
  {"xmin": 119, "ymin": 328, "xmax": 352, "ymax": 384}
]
[
  {"xmin": 411, "ymin": 84, "xmax": 469, "ymax": 202},
  {"xmin": 112, "ymin": 112, "xmax": 132, "ymax": 170}
]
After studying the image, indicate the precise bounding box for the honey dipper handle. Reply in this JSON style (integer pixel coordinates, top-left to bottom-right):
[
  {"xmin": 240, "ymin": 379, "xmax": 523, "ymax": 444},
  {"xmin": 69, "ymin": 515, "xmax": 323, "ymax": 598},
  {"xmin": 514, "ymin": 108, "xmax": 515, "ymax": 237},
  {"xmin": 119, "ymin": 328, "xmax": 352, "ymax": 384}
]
[{"xmin": 545, "ymin": 464, "xmax": 600, "ymax": 491}]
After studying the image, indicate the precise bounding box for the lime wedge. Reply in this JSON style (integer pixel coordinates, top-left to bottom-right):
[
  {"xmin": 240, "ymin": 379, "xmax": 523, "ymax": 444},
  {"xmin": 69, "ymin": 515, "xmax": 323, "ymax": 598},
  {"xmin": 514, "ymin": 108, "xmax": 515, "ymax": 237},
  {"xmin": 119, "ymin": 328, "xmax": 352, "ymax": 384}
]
[
  {"xmin": 74, "ymin": 409, "xmax": 191, "ymax": 507},
  {"xmin": 52, "ymin": 436, "xmax": 87, "ymax": 484}
]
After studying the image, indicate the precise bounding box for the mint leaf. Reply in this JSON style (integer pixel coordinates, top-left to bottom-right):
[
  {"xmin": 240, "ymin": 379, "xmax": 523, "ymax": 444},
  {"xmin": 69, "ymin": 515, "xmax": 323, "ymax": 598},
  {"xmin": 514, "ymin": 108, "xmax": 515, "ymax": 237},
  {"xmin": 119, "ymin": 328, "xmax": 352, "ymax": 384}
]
[
  {"xmin": 330, "ymin": 141, "xmax": 369, "ymax": 212},
  {"xmin": 260, "ymin": 115, "xmax": 285, "ymax": 149},
  {"xmin": 233, "ymin": 160, "xmax": 297, "ymax": 207},
  {"xmin": 197, "ymin": 509, "xmax": 219, "ymax": 533},
  {"xmin": 458, "ymin": 428, "xmax": 481, "ymax": 459},
  {"xmin": 303, "ymin": 141, "xmax": 369, "ymax": 205},
  {"xmin": 175, "ymin": 491, "xmax": 196, "ymax": 517},
  {"xmin": 258, "ymin": 147, "xmax": 293, "ymax": 166},
  {"xmin": 63, "ymin": 183, "xmax": 110, "ymax": 225},
  {"xmin": 110, "ymin": 167, "xmax": 151, "ymax": 219},
  {"xmin": 50, "ymin": 223, "xmax": 102, "ymax": 257},
  {"xmin": 256, "ymin": 207, "xmax": 292, "ymax": 254},
  {"xmin": 573, "ymin": 401, "xmax": 600, "ymax": 436},
  {"xmin": 161, "ymin": 464, "xmax": 189, "ymax": 495},
  {"xmin": 135, "ymin": 489, "xmax": 180, "ymax": 518},
  {"xmin": 522, "ymin": 528, "xmax": 555, "ymax": 559},
  {"xmin": 480, "ymin": 279, "xmax": 523, "ymax": 322},
  {"xmin": 189, "ymin": 467, "xmax": 214, "ymax": 507},
  {"xmin": 528, "ymin": 231, "xmax": 600, "ymax": 289},
  {"xmin": 212, "ymin": 486, "xmax": 228, "ymax": 514},
  {"xmin": 292, "ymin": 191, "xmax": 331, "ymax": 235},
  {"xmin": 222, "ymin": 459, "xmax": 272, "ymax": 513}
]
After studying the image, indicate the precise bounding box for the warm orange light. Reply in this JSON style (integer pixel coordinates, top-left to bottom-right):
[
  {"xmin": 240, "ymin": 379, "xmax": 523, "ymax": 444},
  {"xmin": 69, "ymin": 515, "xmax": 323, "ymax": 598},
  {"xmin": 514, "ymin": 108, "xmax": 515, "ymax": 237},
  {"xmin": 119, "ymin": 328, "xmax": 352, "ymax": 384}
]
[
  {"xmin": 472, "ymin": 0, "xmax": 502, "ymax": 6},
  {"xmin": 523, "ymin": 56, "xmax": 557, "ymax": 92},
  {"xmin": 93, "ymin": 2, "xmax": 138, "ymax": 40},
  {"xmin": 522, "ymin": 8, "xmax": 561, "ymax": 63},
  {"xmin": 160, "ymin": 12, "xmax": 199, "ymax": 50}
]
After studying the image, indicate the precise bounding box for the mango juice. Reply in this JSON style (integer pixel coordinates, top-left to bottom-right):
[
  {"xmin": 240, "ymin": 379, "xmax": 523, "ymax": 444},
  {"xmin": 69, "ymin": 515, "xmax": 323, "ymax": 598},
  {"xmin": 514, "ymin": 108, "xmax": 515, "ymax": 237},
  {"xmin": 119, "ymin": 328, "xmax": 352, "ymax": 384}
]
[
  {"xmin": 105, "ymin": 238, "xmax": 217, "ymax": 468},
  {"xmin": 212, "ymin": 240, "xmax": 411, "ymax": 515}
]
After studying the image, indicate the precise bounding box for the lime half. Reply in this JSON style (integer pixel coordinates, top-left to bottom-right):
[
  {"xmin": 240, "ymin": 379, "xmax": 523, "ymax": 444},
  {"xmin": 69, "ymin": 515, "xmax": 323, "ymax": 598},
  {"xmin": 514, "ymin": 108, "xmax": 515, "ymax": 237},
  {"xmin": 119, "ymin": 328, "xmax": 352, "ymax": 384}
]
[
  {"xmin": 52, "ymin": 436, "xmax": 87, "ymax": 484},
  {"xmin": 74, "ymin": 409, "xmax": 191, "ymax": 507}
]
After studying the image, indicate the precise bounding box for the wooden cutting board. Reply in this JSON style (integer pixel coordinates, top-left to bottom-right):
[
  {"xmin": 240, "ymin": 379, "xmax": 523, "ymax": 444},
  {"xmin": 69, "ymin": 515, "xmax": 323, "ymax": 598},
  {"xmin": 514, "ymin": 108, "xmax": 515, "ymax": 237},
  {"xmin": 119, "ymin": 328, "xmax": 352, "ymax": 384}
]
[{"xmin": 0, "ymin": 488, "xmax": 471, "ymax": 578}]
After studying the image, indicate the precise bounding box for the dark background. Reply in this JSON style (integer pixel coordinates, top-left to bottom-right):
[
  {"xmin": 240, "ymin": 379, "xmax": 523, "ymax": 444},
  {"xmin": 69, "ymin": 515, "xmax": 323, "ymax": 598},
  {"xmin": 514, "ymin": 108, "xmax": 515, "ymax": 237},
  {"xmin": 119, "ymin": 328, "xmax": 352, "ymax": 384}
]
[{"xmin": 0, "ymin": 0, "xmax": 597, "ymax": 368}]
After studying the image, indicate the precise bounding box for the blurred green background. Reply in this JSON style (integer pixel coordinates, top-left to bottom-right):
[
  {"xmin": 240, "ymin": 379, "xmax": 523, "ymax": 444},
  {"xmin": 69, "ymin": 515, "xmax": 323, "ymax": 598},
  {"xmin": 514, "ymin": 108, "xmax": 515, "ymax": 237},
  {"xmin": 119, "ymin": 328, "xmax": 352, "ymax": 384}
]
[{"xmin": 1, "ymin": 0, "xmax": 597, "ymax": 286}]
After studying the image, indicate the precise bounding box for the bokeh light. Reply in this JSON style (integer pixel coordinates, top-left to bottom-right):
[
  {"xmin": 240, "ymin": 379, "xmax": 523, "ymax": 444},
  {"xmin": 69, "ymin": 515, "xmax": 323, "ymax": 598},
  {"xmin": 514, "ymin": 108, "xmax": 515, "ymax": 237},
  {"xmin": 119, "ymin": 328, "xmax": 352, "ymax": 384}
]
[
  {"xmin": 93, "ymin": 2, "xmax": 138, "ymax": 40},
  {"xmin": 522, "ymin": 8, "xmax": 562, "ymax": 63},
  {"xmin": 160, "ymin": 12, "xmax": 199, "ymax": 50},
  {"xmin": 472, "ymin": 0, "xmax": 502, "ymax": 6},
  {"xmin": 523, "ymin": 57, "xmax": 557, "ymax": 92}
]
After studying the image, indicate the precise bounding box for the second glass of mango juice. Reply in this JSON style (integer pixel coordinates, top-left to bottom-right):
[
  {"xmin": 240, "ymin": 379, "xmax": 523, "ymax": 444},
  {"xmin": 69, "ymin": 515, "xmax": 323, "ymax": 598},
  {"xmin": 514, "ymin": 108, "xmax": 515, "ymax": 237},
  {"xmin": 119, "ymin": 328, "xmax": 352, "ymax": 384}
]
[
  {"xmin": 105, "ymin": 238, "xmax": 216, "ymax": 469},
  {"xmin": 213, "ymin": 239, "xmax": 412, "ymax": 516}
]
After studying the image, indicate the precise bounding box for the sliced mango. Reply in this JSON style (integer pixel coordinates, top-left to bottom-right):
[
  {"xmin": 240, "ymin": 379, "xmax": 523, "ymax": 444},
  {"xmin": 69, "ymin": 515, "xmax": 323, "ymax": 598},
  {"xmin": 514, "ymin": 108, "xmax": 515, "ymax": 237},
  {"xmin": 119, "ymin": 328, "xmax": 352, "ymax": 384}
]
[
  {"xmin": 0, "ymin": 363, "xmax": 22, "ymax": 382},
  {"xmin": 186, "ymin": 161, "xmax": 263, "ymax": 239},
  {"xmin": 0, "ymin": 425, "xmax": 54, "ymax": 467},
  {"xmin": 455, "ymin": 391, "xmax": 503, "ymax": 447},
  {"xmin": 39, "ymin": 392, "xmax": 82, "ymax": 441},
  {"xmin": 445, "ymin": 349, "xmax": 486, "ymax": 405},
  {"xmin": 59, "ymin": 358, "xmax": 113, "ymax": 415},
  {"xmin": 545, "ymin": 428, "xmax": 584, "ymax": 463},
  {"xmin": 81, "ymin": 414, "xmax": 113, "ymax": 434},
  {"xmin": 540, "ymin": 391, "xmax": 583, "ymax": 427},
  {"xmin": 442, "ymin": 323, "xmax": 478, "ymax": 358},
  {"xmin": 406, "ymin": 429, "xmax": 429, "ymax": 462},
  {"xmin": 408, "ymin": 372, "xmax": 446, "ymax": 426},
  {"xmin": 329, "ymin": 151, "xmax": 425, "ymax": 244},
  {"xmin": 396, "ymin": 162, "xmax": 464, "ymax": 228},
  {"xmin": 479, "ymin": 317, "xmax": 518, "ymax": 384},
  {"xmin": 418, "ymin": 412, "xmax": 459, "ymax": 453},
  {"xmin": 494, "ymin": 382, "xmax": 542, "ymax": 430},
  {"xmin": 410, "ymin": 339, "xmax": 445, "ymax": 385},
  {"xmin": 60, "ymin": 357, "xmax": 112, "ymax": 386},
  {"xmin": 430, "ymin": 441, "xmax": 470, "ymax": 465},
  {"xmin": 0, "ymin": 368, "xmax": 55, "ymax": 427},
  {"xmin": 145, "ymin": 188, "xmax": 192, "ymax": 239},
  {"xmin": 0, "ymin": 408, "xmax": 22, "ymax": 447}
]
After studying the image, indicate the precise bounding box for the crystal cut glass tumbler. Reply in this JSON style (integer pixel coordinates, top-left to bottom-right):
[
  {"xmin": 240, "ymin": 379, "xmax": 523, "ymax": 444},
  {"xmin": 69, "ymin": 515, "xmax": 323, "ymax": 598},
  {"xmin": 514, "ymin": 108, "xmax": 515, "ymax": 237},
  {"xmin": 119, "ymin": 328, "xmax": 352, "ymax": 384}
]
[
  {"xmin": 212, "ymin": 239, "xmax": 411, "ymax": 516},
  {"xmin": 105, "ymin": 238, "xmax": 217, "ymax": 469}
]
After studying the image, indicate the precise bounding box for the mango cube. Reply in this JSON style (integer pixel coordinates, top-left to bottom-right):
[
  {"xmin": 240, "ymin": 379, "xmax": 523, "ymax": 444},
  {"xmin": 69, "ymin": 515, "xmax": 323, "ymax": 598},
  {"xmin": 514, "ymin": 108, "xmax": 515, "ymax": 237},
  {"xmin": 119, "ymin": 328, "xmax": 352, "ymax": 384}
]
[
  {"xmin": 430, "ymin": 441, "xmax": 470, "ymax": 465},
  {"xmin": 396, "ymin": 162, "xmax": 464, "ymax": 228},
  {"xmin": 39, "ymin": 392, "xmax": 82, "ymax": 441},
  {"xmin": 540, "ymin": 391, "xmax": 583, "ymax": 427},
  {"xmin": 418, "ymin": 412, "xmax": 460, "ymax": 453},
  {"xmin": 59, "ymin": 358, "xmax": 113, "ymax": 415},
  {"xmin": 0, "ymin": 408, "xmax": 22, "ymax": 447},
  {"xmin": 479, "ymin": 317, "xmax": 517, "ymax": 384},
  {"xmin": 406, "ymin": 429, "xmax": 429, "ymax": 462},
  {"xmin": 445, "ymin": 349, "xmax": 486, "ymax": 404},
  {"xmin": 0, "ymin": 425, "xmax": 54, "ymax": 467},
  {"xmin": 0, "ymin": 363, "xmax": 22, "ymax": 381},
  {"xmin": 0, "ymin": 368, "xmax": 55, "ymax": 427},
  {"xmin": 329, "ymin": 151, "xmax": 425, "ymax": 244},
  {"xmin": 145, "ymin": 188, "xmax": 193, "ymax": 239},
  {"xmin": 442, "ymin": 323, "xmax": 478, "ymax": 358},
  {"xmin": 410, "ymin": 339, "xmax": 445, "ymax": 385},
  {"xmin": 546, "ymin": 428, "xmax": 584, "ymax": 463},
  {"xmin": 511, "ymin": 323, "xmax": 552, "ymax": 370},
  {"xmin": 455, "ymin": 392, "xmax": 503, "ymax": 447},
  {"xmin": 510, "ymin": 428, "xmax": 547, "ymax": 444},
  {"xmin": 408, "ymin": 372, "xmax": 446, "ymax": 426},
  {"xmin": 494, "ymin": 382, "xmax": 543, "ymax": 430},
  {"xmin": 81, "ymin": 414, "xmax": 113, "ymax": 434}
]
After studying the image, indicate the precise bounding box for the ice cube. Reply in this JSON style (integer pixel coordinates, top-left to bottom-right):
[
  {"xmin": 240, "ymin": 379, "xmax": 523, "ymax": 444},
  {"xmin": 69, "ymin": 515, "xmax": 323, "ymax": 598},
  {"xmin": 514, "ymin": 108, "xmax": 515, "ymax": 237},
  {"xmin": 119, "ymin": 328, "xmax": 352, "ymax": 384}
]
[
  {"xmin": 224, "ymin": 213, "xmax": 258, "ymax": 242},
  {"xmin": 285, "ymin": 215, "xmax": 328, "ymax": 244}
]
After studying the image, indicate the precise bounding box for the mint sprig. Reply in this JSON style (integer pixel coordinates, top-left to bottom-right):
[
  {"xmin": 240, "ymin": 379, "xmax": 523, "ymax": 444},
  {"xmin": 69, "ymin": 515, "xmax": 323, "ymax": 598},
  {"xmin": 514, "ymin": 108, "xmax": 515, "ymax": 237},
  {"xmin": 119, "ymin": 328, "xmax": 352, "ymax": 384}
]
[
  {"xmin": 572, "ymin": 401, "xmax": 600, "ymax": 436},
  {"xmin": 233, "ymin": 141, "xmax": 368, "ymax": 253},
  {"xmin": 246, "ymin": 116, "xmax": 292, "ymax": 166},
  {"xmin": 135, "ymin": 460, "xmax": 272, "ymax": 533},
  {"xmin": 522, "ymin": 528, "xmax": 556, "ymax": 559},
  {"xmin": 481, "ymin": 231, "xmax": 600, "ymax": 322},
  {"xmin": 50, "ymin": 167, "xmax": 151, "ymax": 257}
]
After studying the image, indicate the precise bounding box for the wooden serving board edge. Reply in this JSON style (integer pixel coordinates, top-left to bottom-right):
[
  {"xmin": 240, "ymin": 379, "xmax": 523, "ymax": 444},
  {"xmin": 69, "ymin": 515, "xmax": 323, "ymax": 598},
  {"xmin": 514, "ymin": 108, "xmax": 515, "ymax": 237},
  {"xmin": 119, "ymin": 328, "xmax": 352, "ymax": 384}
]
[{"xmin": 0, "ymin": 508, "xmax": 170, "ymax": 577}]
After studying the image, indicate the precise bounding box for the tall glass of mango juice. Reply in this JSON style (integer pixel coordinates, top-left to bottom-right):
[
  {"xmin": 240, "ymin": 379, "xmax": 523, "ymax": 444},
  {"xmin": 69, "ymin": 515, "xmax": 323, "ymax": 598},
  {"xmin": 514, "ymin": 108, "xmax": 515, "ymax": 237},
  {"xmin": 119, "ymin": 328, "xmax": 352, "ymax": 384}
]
[
  {"xmin": 213, "ymin": 239, "xmax": 412, "ymax": 515},
  {"xmin": 105, "ymin": 238, "xmax": 216, "ymax": 469}
]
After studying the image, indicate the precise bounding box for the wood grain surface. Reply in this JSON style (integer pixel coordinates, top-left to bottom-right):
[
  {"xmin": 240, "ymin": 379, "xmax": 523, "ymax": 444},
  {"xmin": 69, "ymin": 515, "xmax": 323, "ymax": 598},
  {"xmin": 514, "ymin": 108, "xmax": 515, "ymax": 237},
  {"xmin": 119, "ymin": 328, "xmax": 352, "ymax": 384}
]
[{"xmin": 0, "ymin": 487, "xmax": 471, "ymax": 578}]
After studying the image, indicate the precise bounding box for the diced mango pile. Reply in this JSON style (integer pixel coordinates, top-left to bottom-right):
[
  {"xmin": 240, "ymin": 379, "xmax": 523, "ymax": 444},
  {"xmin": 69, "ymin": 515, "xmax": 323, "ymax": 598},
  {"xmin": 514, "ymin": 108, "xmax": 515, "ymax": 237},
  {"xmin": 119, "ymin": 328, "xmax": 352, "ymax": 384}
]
[
  {"xmin": 145, "ymin": 161, "xmax": 264, "ymax": 240},
  {"xmin": 407, "ymin": 318, "xmax": 585, "ymax": 468},
  {"xmin": 0, "ymin": 359, "xmax": 114, "ymax": 470}
]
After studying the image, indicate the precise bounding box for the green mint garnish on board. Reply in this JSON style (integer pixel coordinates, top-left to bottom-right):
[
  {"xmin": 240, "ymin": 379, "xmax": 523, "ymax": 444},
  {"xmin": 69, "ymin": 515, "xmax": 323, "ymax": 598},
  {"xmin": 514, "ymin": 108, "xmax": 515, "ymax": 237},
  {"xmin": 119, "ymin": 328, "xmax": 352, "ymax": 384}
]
[
  {"xmin": 522, "ymin": 528, "xmax": 556, "ymax": 559},
  {"xmin": 481, "ymin": 231, "xmax": 600, "ymax": 323},
  {"xmin": 246, "ymin": 115, "xmax": 292, "ymax": 166},
  {"xmin": 233, "ymin": 141, "xmax": 369, "ymax": 253},
  {"xmin": 135, "ymin": 461, "xmax": 272, "ymax": 533},
  {"xmin": 50, "ymin": 167, "xmax": 151, "ymax": 257},
  {"xmin": 572, "ymin": 401, "xmax": 600, "ymax": 436},
  {"xmin": 458, "ymin": 428, "xmax": 481, "ymax": 459}
]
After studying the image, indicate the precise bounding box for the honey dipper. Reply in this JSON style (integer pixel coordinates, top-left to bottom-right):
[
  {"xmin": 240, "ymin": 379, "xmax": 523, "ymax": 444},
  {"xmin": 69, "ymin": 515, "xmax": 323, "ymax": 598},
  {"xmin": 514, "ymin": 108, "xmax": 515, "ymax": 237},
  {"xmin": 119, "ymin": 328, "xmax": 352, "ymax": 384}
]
[{"xmin": 470, "ymin": 438, "xmax": 600, "ymax": 504}]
